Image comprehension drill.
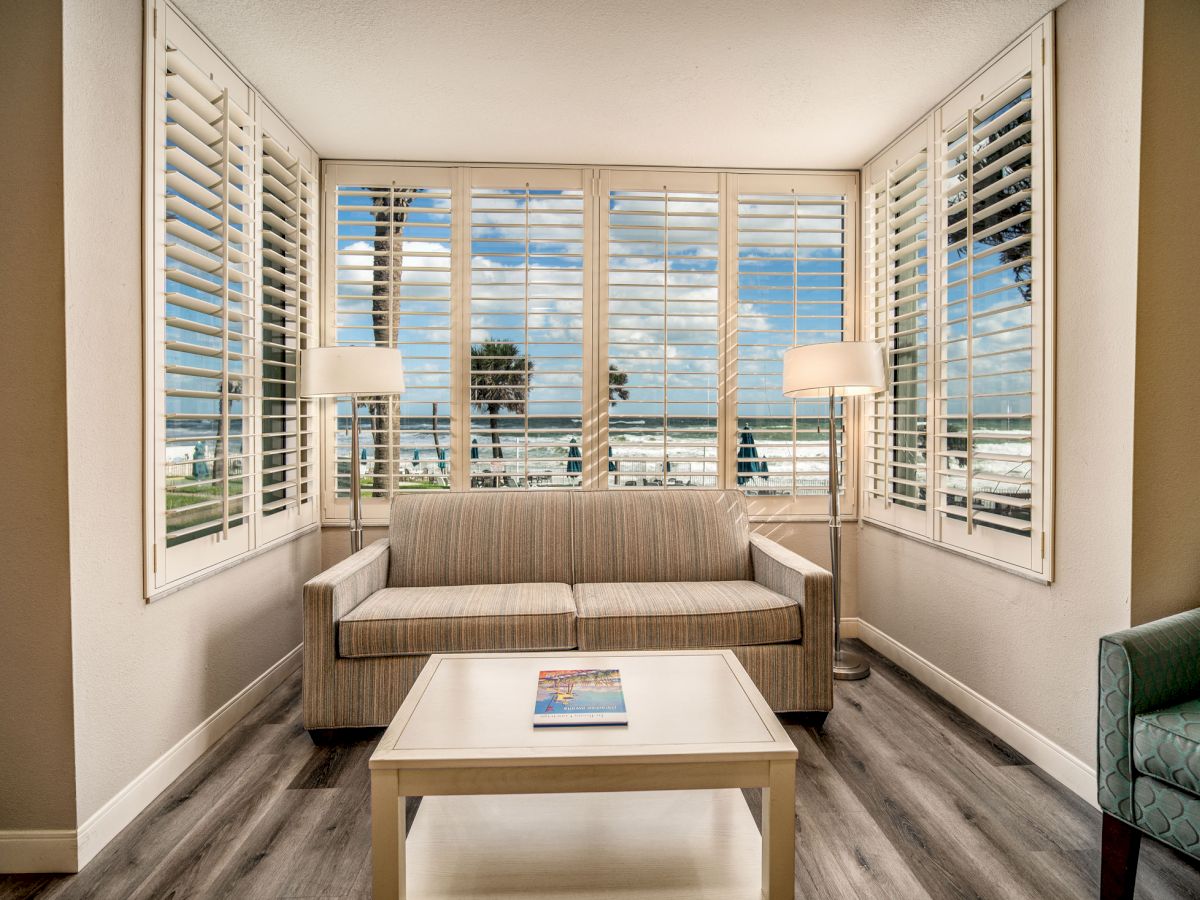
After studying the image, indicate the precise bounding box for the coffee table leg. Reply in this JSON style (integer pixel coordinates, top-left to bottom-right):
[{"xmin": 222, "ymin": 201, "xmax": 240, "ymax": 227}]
[
  {"xmin": 371, "ymin": 770, "xmax": 405, "ymax": 899},
  {"xmin": 762, "ymin": 759, "xmax": 796, "ymax": 900}
]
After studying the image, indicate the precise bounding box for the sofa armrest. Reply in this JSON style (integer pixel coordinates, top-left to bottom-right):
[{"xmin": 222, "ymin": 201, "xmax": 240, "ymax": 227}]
[
  {"xmin": 304, "ymin": 538, "xmax": 390, "ymax": 625},
  {"xmin": 1099, "ymin": 608, "xmax": 1200, "ymax": 820},
  {"xmin": 748, "ymin": 535, "xmax": 835, "ymax": 657}
]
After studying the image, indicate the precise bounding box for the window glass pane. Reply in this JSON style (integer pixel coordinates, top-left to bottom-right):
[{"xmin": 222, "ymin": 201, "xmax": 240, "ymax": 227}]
[
  {"xmin": 607, "ymin": 190, "xmax": 720, "ymax": 488},
  {"xmin": 162, "ymin": 45, "xmax": 254, "ymax": 546},
  {"xmin": 736, "ymin": 193, "xmax": 847, "ymax": 496},
  {"xmin": 470, "ymin": 186, "xmax": 585, "ymax": 489},
  {"xmin": 937, "ymin": 76, "xmax": 1035, "ymax": 536},
  {"xmin": 260, "ymin": 136, "xmax": 316, "ymax": 517},
  {"xmin": 333, "ymin": 184, "xmax": 452, "ymax": 497}
]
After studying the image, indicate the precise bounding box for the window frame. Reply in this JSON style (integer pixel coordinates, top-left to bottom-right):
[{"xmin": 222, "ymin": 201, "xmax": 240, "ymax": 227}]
[
  {"xmin": 320, "ymin": 161, "xmax": 859, "ymax": 524},
  {"xmin": 142, "ymin": 0, "xmax": 319, "ymax": 599},
  {"xmin": 859, "ymin": 16, "xmax": 1055, "ymax": 580}
]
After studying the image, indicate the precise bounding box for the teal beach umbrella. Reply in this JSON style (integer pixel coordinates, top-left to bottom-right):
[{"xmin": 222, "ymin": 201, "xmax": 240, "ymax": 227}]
[{"xmin": 737, "ymin": 425, "xmax": 768, "ymax": 485}]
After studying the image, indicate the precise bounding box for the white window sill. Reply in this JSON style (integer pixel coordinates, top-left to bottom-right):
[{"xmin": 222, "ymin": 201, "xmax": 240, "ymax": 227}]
[
  {"xmin": 859, "ymin": 518, "xmax": 1052, "ymax": 585},
  {"xmin": 145, "ymin": 523, "xmax": 321, "ymax": 602}
]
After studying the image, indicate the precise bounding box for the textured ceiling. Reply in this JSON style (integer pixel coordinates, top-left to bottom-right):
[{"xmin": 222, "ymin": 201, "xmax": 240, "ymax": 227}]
[{"xmin": 175, "ymin": 0, "xmax": 1060, "ymax": 169}]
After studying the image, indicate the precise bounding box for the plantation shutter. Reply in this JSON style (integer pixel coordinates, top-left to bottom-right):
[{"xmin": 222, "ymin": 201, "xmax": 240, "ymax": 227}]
[
  {"xmin": 468, "ymin": 169, "xmax": 588, "ymax": 489},
  {"xmin": 731, "ymin": 173, "xmax": 855, "ymax": 511},
  {"xmin": 934, "ymin": 33, "xmax": 1046, "ymax": 569},
  {"xmin": 153, "ymin": 12, "xmax": 258, "ymax": 584},
  {"xmin": 326, "ymin": 166, "xmax": 455, "ymax": 518},
  {"xmin": 258, "ymin": 112, "xmax": 318, "ymax": 541},
  {"xmin": 601, "ymin": 171, "xmax": 720, "ymax": 488},
  {"xmin": 863, "ymin": 128, "xmax": 933, "ymax": 532}
]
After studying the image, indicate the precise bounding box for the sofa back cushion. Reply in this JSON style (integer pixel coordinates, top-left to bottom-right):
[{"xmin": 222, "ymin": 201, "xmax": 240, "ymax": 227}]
[
  {"xmin": 571, "ymin": 490, "xmax": 750, "ymax": 584},
  {"xmin": 388, "ymin": 492, "xmax": 573, "ymax": 587}
]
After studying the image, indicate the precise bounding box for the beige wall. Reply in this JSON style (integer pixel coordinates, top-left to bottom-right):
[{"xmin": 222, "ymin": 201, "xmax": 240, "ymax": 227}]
[
  {"xmin": 856, "ymin": 0, "xmax": 1144, "ymax": 765},
  {"xmin": 61, "ymin": 0, "xmax": 323, "ymax": 825},
  {"xmin": 0, "ymin": 0, "xmax": 79, "ymax": 832},
  {"xmin": 321, "ymin": 518, "xmax": 857, "ymax": 615},
  {"xmin": 1129, "ymin": 0, "xmax": 1200, "ymax": 626}
]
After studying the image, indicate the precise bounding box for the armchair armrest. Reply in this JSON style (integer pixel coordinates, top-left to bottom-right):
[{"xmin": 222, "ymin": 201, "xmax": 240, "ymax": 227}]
[
  {"xmin": 303, "ymin": 539, "xmax": 390, "ymax": 729},
  {"xmin": 304, "ymin": 538, "xmax": 390, "ymax": 625},
  {"xmin": 750, "ymin": 533, "xmax": 835, "ymax": 708},
  {"xmin": 1099, "ymin": 608, "xmax": 1200, "ymax": 819},
  {"xmin": 749, "ymin": 534, "xmax": 829, "ymax": 607}
]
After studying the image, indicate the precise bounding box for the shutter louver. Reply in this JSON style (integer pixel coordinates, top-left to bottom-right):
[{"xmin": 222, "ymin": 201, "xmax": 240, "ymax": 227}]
[
  {"xmin": 605, "ymin": 181, "xmax": 720, "ymax": 488},
  {"xmin": 161, "ymin": 44, "xmax": 256, "ymax": 548},
  {"xmin": 332, "ymin": 177, "xmax": 453, "ymax": 499},
  {"xmin": 936, "ymin": 73, "xmax": 1037, "ymax": 540},
  {"xmin": 735, "ymin": 190, "xmax": 848, "ymax": 496},
  {"xmin": 469, "ymin": 181, "xmax": 586, "ymax": 489},
  {"xmin": 260, "ymin": 134, "xmax": 316, "ymax": 520},
  {"xmin": 864, "ymin": 147, "xmax": 930, "ymax": 518}
]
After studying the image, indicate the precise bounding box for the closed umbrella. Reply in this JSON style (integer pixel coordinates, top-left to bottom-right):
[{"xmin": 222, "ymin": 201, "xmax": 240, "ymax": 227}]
[
  {"xmin": 608, "ymin": 444, "xmax": 616, "ymax": 473},
  {"xmin": 436, "ymin": 446, "xmax": 446, "ymax": 473},
  {"xmin": 566, "ymin": 438, "xmax": 582, "ymax": 475},
  {"xmin": 192, "ymin": 440, "xmax": 209, "ymax": 480},
  {"xmin": 471, "ymin": 438, "xmax": 479, "ymax": 460},
  {"xmin": 737, "ymin": 425, "xmax": 768, "ymax": 486}
]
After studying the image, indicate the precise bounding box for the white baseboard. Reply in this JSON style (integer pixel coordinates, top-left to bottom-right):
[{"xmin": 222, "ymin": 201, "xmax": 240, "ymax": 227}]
[
  {"xmin": 839, "ymin": 617, "xmax": 859, "ymax": 639},
  {"xmin": 74, "ymin": 643, "xmax": 303, "ymax": 870},
  {"xmin": 0, "ymin": 830, "xmax": 78, "ymax": 874},
  {"xmin": 854, "ymin": 619, "xmax": 1097, "ymax": 806}
]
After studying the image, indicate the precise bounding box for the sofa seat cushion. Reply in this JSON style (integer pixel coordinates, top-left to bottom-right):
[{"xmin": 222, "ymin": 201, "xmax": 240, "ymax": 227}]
[
  {"xmin": 338, "ymin": 583, "xmax": 576, "ymax": 658},
  {"xmin": 573, "ymin": 581, "xmax": 800, "ymax": 651},
  {"xmin": 1134, "ymin": 698, "xmax": 1200, "ymax": 797}
]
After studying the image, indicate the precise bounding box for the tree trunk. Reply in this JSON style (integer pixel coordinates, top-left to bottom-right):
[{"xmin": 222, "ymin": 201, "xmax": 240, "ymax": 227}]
[
  {"xmin": 488, "ymin": 406, "xmax": 508, "ymax": 487},
  {"xmin": 430, "ymin": 401, "xmax": 442, "ymax": 484}
]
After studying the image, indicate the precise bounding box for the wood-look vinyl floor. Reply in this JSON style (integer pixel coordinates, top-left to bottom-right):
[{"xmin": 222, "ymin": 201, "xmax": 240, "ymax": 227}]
[{"xmin": 4, "ymin": 640, "xmax": 1200, "ymax": 900}]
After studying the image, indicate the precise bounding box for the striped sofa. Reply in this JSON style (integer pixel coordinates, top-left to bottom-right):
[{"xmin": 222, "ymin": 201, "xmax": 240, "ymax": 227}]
[{"xmin": 303, "ymin": 490, "xmax": 834, "ymax": 731}]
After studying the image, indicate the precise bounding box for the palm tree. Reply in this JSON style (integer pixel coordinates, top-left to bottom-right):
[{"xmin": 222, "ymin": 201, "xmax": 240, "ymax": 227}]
[
  {"xmin": 608, "ymin": 363, "xmax": 630, "ymax": 401},
  {"xmin": 471, "ymin": 341, "xmax": 531, "ymax": 487},
  {"xmin": 368, "ymin": 189, "xmax": 416, "ymax": 495}
]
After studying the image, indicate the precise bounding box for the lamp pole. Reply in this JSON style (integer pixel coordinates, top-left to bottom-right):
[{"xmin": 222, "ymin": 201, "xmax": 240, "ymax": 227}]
[
  {"xmin": 828, "ymin": 389, "xmax": 868, "ymax": 680},
  {"xmin": 827, "ymin": 392, "xmax": 865, "ymax": 680}
]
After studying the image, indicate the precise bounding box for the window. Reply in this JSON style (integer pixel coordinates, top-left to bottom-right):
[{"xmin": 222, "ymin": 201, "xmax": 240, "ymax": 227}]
[
  {"xmin": 731, "ymin": 174, "xmax": 856, "ymax": 512},
  {"xmin": 259, "ymin": 110, "xmax": 318, "ymax": 542},
  {"xmin": 321, "ymin": 164, "xmax": 855, "ymax": 519},
  {"xmin": 144, "ymin": 2, "xmax": 318, "ymax": 594},
  {"xmin": 324, "ymin": 167, "xmax": 455, "ymax": 521},
  {"xmin": 861, "ymin": 22, "xmax": 1053, "ymax": 576},
  {"xmin": 470, "ymin": 170, "xmax": 587, "ymax": 489},
  {"xmin": 601, "ymin": 171, "xmax": 720, "ymax": 489},
  {"xmin": 863, "ymin": 128, "xmax": 932, "ymax": 533}
]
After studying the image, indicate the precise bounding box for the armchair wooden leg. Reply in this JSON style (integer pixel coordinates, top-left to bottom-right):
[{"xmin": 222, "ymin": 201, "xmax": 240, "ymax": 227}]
[{"xmin": 1100, "ymin": 813, "xmax": 1141, "ymax": 900}]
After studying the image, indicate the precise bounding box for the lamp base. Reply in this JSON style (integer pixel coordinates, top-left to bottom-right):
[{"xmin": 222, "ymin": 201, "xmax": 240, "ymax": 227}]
[{"xmin": 834, "ymin": 649, "xmax": 870, "ymax": 681}]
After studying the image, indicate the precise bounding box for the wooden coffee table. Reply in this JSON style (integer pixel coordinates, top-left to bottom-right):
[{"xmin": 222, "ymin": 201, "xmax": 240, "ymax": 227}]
[{"xmin": 369, "ymin": 649, "xmax": 798, "ymax": 899}]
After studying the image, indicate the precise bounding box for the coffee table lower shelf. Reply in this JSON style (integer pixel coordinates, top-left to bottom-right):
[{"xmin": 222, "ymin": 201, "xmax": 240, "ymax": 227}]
[{"xmin": 397, "ymin": 789, "xmax": 765, "ymax": 899}]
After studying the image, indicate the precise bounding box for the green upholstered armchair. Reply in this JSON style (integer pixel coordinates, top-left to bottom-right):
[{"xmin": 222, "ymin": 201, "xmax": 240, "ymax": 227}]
[{"xmin": 1098, "ymin": 608, "xmax": 1200, "ymax": 899}]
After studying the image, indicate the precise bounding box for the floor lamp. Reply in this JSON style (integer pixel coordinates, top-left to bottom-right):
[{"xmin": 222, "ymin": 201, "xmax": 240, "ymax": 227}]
[
  {"xmin": 782, "ymin": 341, "xmax": 885, "ymax": 681},
  {"xmin": 300, "ymin": 347, "xmax": 406, "ymax": 555}
]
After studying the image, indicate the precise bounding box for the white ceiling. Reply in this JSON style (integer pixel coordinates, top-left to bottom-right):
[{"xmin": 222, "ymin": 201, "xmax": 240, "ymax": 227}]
[{"xmin": 176, "ymin": 0, "xmax": 1059, "ymax": 170}]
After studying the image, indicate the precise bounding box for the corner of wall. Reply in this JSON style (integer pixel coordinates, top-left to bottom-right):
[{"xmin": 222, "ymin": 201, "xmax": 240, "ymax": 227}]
[{"xmin": 1129, "ymin": 0, "xmax": 1200, "ymax": 626}]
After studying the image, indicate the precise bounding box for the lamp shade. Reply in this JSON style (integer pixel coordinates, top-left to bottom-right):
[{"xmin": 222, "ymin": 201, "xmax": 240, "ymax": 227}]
[
  {"xmin": 782, "ymin": 341, "xmax": 885, "ymax": 398},
  {"xmin": 299, "ymin": 347, "xmax": 406, "ymax": 397}
]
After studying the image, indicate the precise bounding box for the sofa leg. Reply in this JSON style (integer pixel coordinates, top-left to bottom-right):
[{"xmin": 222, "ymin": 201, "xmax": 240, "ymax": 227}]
[
  {"xmin": 307, "ymin": 727, "xmax": 383, "ymax": 746},
  {"xmin": 1100, "ymin": 812, "xmax": 1141, "ymax": 900},
  {"xmin": 778, "ymin": 710, "xmax": 829, "ymax": 729}
]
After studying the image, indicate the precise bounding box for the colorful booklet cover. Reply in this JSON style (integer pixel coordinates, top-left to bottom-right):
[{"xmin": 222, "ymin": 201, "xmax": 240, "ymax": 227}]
[{"xmin": 532, "ymin": 668, "xmax": 628, "ymax": 727}]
